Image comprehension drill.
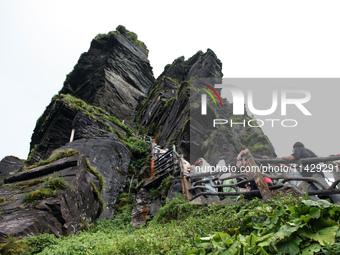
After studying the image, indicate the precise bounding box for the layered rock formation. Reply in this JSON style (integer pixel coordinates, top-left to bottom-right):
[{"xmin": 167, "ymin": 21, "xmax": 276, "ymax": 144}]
[
  {"xmin": 0, "ymin": 26, "xmax": 150, "ymax": 237},
  {"xmin": 137, "ymin": 49, "xmax": 276, "ymax": 165},
  {"xmin": 0, "ymin": 25, "xmax": 278, "ymax": 237},
  {"xmin": 59, "ymin": 25, "xmax": 155, "ymax": 120},
  {"xmin": 0, "ymin": 154, "xmax": 101, "ymax": 237}
]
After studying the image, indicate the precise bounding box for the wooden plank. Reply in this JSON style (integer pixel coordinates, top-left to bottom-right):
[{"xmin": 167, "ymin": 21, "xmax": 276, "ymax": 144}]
[
  {"xmin": 150, "ymin": 139, "xmax": 155, "ymax": 180},
  {"xmin": 243, "ymin": 150, "xmax": 273, "ymax": 201},
  {"xmin": 179, "ymin": 155, "xmax": 193, "ymax": 201}
]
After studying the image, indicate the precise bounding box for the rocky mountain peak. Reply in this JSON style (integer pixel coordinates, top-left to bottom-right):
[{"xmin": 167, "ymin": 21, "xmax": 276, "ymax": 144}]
[
  {"xmin": 0, "ymin": 27, "xmax": 276, "ymax": 239},
  {"xmin": 157, "ymin": 49, "xmax": 223, "ymax": 83},
  {"xmin": 60, "ymin": 25, "xmax": 155, "ymax": 120}
]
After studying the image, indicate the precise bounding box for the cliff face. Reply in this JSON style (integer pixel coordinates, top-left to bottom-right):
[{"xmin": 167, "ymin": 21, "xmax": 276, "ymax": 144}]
[
  {"xmin": 0, "ymin": 26, "xmax": 149, "ymax": 237},
  {"xmin": 137, "ymin": 50, "xmax": 224, "ymax": 160},
  {"xmin": 137, "ymin": 49, "xmax": 276, "ymax": 164},
  {"xmin": 0, "ymin": 26, "xmax": 277, "ymax": 237},
  {"xmin": 59, "ymin": 25, "xmax": 155, "ymax": 120}
]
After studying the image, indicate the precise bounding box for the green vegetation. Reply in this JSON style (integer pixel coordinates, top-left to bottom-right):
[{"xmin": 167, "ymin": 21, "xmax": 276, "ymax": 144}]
[
  {"xmin": 22, "ymin": 176, "xmax": 70, "ymax": 203},
  {"xmin": 60, "ymin": 93, "xmax": 133, "ymax": 139},
  {"xmin": 159, "ymin": 175, "xmax": 173, "ymax": 202},
  {"xmin": 94, "ymin": 25, "xmax": 149, "ymax": 53},
  {"xmin": 24, "ymin": 149, "xmax": 79, "ymax": 171},
  {"xmin": 43, "ymin": 176, "xmax": 70, "ymax": 190},
  {"xmin": 3, "ymin": 195, "xmax": 340, "ymax": 254},
  {"xmin": 91, "ymin": 182, "xmax": 104, "ymax": 217},
  {"xmin": 150, "ymin": 188, "xmax": 160, "ymax": 200},
  {"xmin": 94, "ymin": 33, "xmax": 111, "ymax": 41},
  {"xmin": 116, "ymin": 192, "xmax": 134, "ymax": 208},
  {"xmin": 85, "ymin": 158, "xmax": 104, "ymax": 192},
  {"xmin": 26, "ymin": 144, "xmax": 39, "ymax": 162},
  {"xmin": 22, "ymin": 188, "xmax": 54, "ymax": 203},
  {"xmin": 126, "ymin": 137, "xmax": 149, "ymax": 170},
  {"xmin": 240, "ymin": 132, "xmax": 271, "ymax": 155},
  {"xmin": 202, "ymin": 127, "xmax": 235, "ymax": 160}
]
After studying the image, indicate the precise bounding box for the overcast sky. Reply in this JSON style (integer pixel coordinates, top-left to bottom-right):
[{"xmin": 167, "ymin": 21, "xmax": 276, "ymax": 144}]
[{"xmin": 1, "ymin": 0, "xmax": 339, "ymax": 160}]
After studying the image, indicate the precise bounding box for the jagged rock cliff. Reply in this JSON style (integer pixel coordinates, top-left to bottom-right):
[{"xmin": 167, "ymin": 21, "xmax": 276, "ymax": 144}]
[
  {"xmin": 137, "ymin": 50, "xmax": 224, "ymax": 160},
  {"xmin": 0, "ymin": 26, "xmax": 277, "ymax": 237},
  {"xmin": 137, "ymin": 49, "xmax": 276, "ymax": 165},
  {"xmin": 59, "ymin": 25, "xmax": 155, "ymax": 120},
  {"xmin": 0, "ymin": 26, "xmax": 151, "ymax": 237},
  {"xmin": 0, "ymin": 154, "xmax": 101, "ymax": 237}
]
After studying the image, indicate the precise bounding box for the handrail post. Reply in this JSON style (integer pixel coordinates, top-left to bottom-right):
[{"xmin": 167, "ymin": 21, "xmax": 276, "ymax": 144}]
[
  {"xmin": 179, "ymin": 155, "xmax": 192, "ymax": 201},
  {"xmin": 243, "ymin": 150, "xmax": 273, "ymax": 201},
  {"xmin": 150, "ymin": 139, "xmax": 155, "ymax": 180}
]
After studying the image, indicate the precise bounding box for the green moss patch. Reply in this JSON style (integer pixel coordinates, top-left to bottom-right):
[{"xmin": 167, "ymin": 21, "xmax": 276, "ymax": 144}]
[
  {"xmin": 24, "ymin": 149, "xmax": 79, "ymax": 171},
  {"xmin": 22, "ymin": 176, "xmax": 70, "ymax": 203},
  {"xmin": 60, "ymin": 94, "xmax": 133, "ymax": 139},
  {"xmin": 85, "ymin": 158, "xmax": 104, "ymax": 192},
  {"xmin": 91, "ymin": 182, "xmax": 104, "ymax": 217}
]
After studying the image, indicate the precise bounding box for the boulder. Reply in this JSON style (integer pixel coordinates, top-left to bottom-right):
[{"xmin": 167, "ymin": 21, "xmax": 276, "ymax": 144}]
[
  {"xmin": 0, "ymin": 154, "xmax": 101, "ymax": 237},
  {"xmin": 0, "ymin": 156, "xmax": 24, "ymax": 179},
  {"xmin": 57, "ymin": 137, "xmax": 131, "ymax": 219},
  {"xmin": 130, "ymin": 188, "xmax": 150, "ymax": 228}
]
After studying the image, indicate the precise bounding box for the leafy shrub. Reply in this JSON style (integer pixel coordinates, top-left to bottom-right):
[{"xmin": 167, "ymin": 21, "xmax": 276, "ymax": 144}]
[
  {"xmin": 150, "ymin": 188, "xmax": 160, "ymax": 200},
  {"xmin": 92, "ymin": 203, "xmax": 134, "ymax": 233},
  {"xmin": 0, "ymin": 237, "xmax": 28, "ymax": 254},
  {"xmin": 152, "ymin": 194, "xmax": 196, "ymax": 223},
  {"xmin": 15, "ymin": 194, "xmax": 340, "ymax": 255},
  {"xmin": 116, "ymin": 192, "xmax": 134, "ymax": 207},
  {"xmin": 190, "ymin": 198, "xmax": 340, "ymax": 254},
  {"xmin": 23, "ymin": 233, "xmax": 58, "ymax": 254},
  {"xmin": 127, "ymin": 137, "xmax": 149, "ymax": 169}
]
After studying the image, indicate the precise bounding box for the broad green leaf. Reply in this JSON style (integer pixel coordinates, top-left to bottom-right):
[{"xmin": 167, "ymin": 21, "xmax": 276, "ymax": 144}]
[
  {"xmin": 315, "ymin": 199, "xmax": 332, "ymax": 207},
  {"xmin": 300, "ymin": 243, "xmax": 321, "ymax": 255},
  {"xmin": 299, "ymin": 214, "xmax": 312, "ymax": 223},
  {"xmin": 311, "ymin": 217, "xmax": 338, "ymax": 229},
  {"xmin": 216, "ymin": 232, "xmax": 231, "ymax": 243},
  {"xmin": 290, "ymin": 218, "xmax": 307, "ymax": 227},
  {"xmin": 256, "ymin": 233, "xmax": 276, "ymax": 247},
  {"xmin": 196, "ymin": 236, "xmax": 213, "ymax": 249},
  {"xmin": 187, "ymin": 248, "xmax": 206, "ymax": 255},
  {"xmin": 224, "ymin": 238, "xmax": 234, "ymax": 246},
  {"xmin": 275, "ymin": 224, "xmax": 299, "ymax": 240},
  {"xmin": 255, "ymin": 247, "xmax": 270, "ymax": 255},
  {"xmin": 226, "ymin": 241, "xmax": 240, "ymax": 255},
  {"xmin": 212, "ymin": 233, "xmax": 228, "ymax": 250},
  {"xmin": 301, "ymin": 200, "xmax": 321, "ymax": 207},
  {"xmin": 337, "ymin": 228, "xmax": 340, "ymax": 237},
  {"xmin": 309, "ymin": 207, "xmax": 321, "ymax": 219},
  {"xmin": 276, "ymin": 206, "xmax": 284, "ymax": 216},
  {"xmin": 237, "ymin": 209, "xmax": 247, "ymax": 217},
  {"xmin": 246, "ymin": 233, "xmax": 258, "ymax": 246},
  {"xmin": 276, "ymin": 236, "xmax": 302, "ymax": 255},
  {"xmin": 298, "ymin": 225, "xmax": 339, "ymax": 246}
]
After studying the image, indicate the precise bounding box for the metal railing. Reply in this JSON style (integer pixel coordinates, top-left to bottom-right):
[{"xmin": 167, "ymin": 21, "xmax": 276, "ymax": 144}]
[{"xmin": 180, "ymin": 152, "xmax": 340, "ymax": 203}]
